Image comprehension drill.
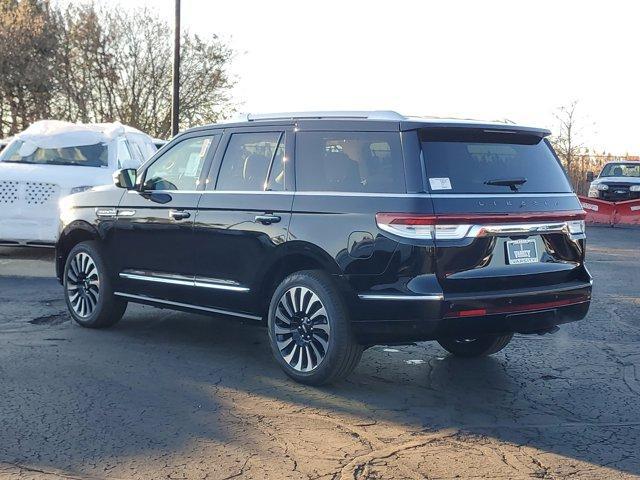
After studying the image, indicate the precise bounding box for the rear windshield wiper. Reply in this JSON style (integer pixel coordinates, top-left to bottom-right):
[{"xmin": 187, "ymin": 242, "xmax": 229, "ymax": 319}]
[{"xmin": 484, "ymin": 177, "xmax": 527, "ymax": 192}]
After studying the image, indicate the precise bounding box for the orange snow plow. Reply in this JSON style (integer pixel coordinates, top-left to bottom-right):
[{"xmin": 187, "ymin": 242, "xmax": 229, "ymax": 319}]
[{"xmin": 579, "ymin": 196, "xmax": 640, "ymax": 227}]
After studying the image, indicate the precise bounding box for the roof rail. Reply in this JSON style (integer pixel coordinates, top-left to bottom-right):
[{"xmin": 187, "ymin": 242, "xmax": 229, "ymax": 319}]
[{"xmin": 232, "ymin": 110, "xmax": 406, "ymax": 122}]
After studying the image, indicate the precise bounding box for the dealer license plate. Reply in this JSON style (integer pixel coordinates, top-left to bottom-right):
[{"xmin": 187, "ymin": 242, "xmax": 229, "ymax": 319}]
[{"xmin": 506, "ymin": 238, "xmax": 539, "ymax": 265}]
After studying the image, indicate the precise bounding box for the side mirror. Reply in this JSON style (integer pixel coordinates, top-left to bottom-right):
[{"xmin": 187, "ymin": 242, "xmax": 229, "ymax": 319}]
[
  {"xmin": 586, "ymin": 171, "xmax": 595, "ymax": 182},
  {"xmin": 113, "ymin": 168, "xmax": 137, "ymax": 190}
]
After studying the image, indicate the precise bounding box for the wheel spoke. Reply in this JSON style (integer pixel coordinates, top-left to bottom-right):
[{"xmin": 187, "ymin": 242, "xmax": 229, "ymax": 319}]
[
  {"xmin": 294, "ymin": 345, "xmax": 305, "ymax": 371},
  {"xmin": 304, "ymin": 345, "xmax": 315, "ymax": 371},
  {"xmin": 309, "ymin": 306, "xmax": 326, "ymax": 321},
  {"xmin": 300, "ymin": 288, "xmax": 311, "ymax": 314},
  {"xmin": 275, "ymin": 309, "xmax": 291, "ymax": 325},
  {"xmin": 284, "ymin": 290, "xmax": 296, "ymax": 316},
  {"xmin": 313, "ymin": 320, "xmax": 330, "ymax": 334},
  {"xmin": 283, "ymin": 344, "xmax": 298, "ymax": 365},
  {"xmin": 309, "ymin": 340, "xmax": 323, "ymax": 362},
  {"xmin": 293, "ymin": 287, "xmax": 302, "ymax": 312},
  {"xmin": 85, "ymin": 293, "xmax": 96, "ymax": 311},
  {"xmin": 67, "ymin": 269, "xmax": 78, "ymax": 282},
  {"xmin": 312, "ymin": 334, "xmax": 328, "ymax": 352},
  {"xmin": 274, "ymin": 323, "xmax": 292, "ymax": 335}
]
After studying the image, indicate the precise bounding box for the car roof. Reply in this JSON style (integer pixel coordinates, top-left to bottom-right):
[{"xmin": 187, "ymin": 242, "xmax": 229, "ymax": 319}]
[{"xmin": 183, "ymin": 111, "xmax": 551, "ymax": 137}]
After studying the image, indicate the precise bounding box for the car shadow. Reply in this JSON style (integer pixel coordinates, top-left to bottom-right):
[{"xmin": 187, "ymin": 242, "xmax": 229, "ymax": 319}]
[{"xmin": 8, "ymin": 302, "xmax": 634, "ymax": 477}]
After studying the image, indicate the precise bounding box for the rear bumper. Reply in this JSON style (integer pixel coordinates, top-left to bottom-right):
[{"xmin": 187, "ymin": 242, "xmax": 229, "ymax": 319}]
[{"xmin": 350, "ymin": 281, "xmax": 592, "ymax": 345}]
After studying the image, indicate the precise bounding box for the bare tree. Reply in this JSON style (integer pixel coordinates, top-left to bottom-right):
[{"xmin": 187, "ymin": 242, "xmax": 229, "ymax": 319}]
[
  {"xmin": 1, "ymin": 1, "xmax": 235, "ymax": 139},
  {"xmin": 550, "ymin": 101, "xmax": 599, "ymax": 195},
  {"xmin": 53, "ymin": 3, "xmax": 235, "ymax": 138},
  {"xmin": 0, "ymin": 0, "xmax": 61, "ymax": 137},
  {"xmin": 551, "ymin": 100, "xmax": 583, "ymax": 172}
]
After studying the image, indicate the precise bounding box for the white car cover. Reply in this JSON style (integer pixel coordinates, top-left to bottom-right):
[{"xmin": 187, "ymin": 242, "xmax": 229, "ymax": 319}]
[{"xmin": 0, "ymin": 120, "xmax": 156, "ymax": 245}]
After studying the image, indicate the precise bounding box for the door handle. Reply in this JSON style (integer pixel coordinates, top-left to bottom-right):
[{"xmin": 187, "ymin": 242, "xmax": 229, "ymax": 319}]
[
  {"xmin": 254, "ymin": 214, "xmax": 281, "ymax": 225},
  {"xmin": 169, "ymin": 209, "xmax": 191, "ymax": 221}
]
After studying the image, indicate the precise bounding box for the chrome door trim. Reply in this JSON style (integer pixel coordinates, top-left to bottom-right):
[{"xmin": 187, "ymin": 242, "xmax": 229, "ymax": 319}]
[
  {"xmin": 358, "ymin": 293, "xmax": 444, "ymax": 301},
  {"xmin": 194, "ymin": 277, "xmax": 250, "ymax": 292},
  {"xmin": 113, "ymin": 292, "xmax": 261, "ymax": 320},
  {"xmin": 119, "ymin": 270, "xmax": 250, "ymax": 292},
  {"xmin": 119, "ymin": 271, "xmax": 194, "ymax": 287}
]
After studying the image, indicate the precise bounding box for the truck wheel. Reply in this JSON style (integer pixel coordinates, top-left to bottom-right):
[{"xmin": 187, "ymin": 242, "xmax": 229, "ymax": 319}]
[
  {"xmin": 437, "ymin": 334, "xmax": 513, "ymax": 357},
  {"xmin": 63, "ymin": 241, "xmax": 127, "ymax": 328},
  {"xmin": 267, "ymin": 270, "xmax": 363, "ymax": 385}
]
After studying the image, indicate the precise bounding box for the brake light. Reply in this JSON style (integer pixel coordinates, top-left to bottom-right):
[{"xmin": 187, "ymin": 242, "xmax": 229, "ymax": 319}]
[
  {"xmin": 374, "ymin": 213, "xmax": 437, "ymax": 239},
  {"xmin": 375, "ymin": 211, "xmax": 587, "ymax": 240}
]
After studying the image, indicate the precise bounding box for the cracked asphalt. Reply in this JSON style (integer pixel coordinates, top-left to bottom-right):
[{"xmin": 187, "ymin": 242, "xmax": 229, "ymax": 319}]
[{"xmin": 0, "ymin": 227, "xmax": 639, "ymax": 479}]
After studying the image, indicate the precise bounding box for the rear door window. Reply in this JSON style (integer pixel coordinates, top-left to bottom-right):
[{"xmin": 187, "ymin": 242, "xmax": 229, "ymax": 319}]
[
  {"xmin": 420, "ymin": 129, "xmax": 572, "ymax": 193},
  {"xmin": 295, "ymin": 131, "xmax": 405, "ymax": 193},
  {"xmin": 216, "ymin": 132, "xmax": 283, "ymax": 191}
]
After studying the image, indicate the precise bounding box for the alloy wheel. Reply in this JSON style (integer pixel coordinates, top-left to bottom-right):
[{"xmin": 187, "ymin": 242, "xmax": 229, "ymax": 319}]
[
  {"xmin": 66, "ymin": 252, "xmax": 100, "ymax": 318},
  {"xmin": 274, "ymin": 286, "xmax": 331, "ymax": 372}
]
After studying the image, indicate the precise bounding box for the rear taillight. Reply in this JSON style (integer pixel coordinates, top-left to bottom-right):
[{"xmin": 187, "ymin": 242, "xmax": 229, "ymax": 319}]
[
  {"xmin": 375, "ymin": 211, "xmax": 587, "ymax": 240},
  {"xmin": 374, "ymin": 213, "xmax": 437, "ymax": 239}
]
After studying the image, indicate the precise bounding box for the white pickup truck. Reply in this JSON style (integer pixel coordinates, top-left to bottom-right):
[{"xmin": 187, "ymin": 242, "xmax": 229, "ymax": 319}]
[{"xmin": 587, "ymin": 161, "xmax": 640, "ymax": 201}]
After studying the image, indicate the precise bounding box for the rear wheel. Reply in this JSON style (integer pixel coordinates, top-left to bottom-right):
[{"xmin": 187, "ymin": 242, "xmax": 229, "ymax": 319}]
[
  {"xmin": 63, "ymin": 241, "xmax": 127, "ymax": 328},
  {"xmin": 267, "ymin": 270, "xmax": 363, "ymax": 385},
  {"xmin": 437, "ymin": 334, "xmax": 513, "ymax": 357}
]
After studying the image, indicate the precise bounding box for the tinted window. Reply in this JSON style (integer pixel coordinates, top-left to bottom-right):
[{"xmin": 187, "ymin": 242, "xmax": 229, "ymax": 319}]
[
  {"xmin": 0, "ymin": 140, "xmax": 108, "ymax": 167},
  {"xmin": 421, "ymin": 129, "xmax": 572, "ymax": 193},
  {"xmin": 216, "ymin": 132, "xmax": 283, "ymax": 191},
  {"xmin": 600, "ymin": 163, "xmax": 640, "ymax": 178},
  {"xmin": 143, "ymin": 136, "xmax": 214, "ymax": 191},
  {"xmin": 266, "ymin": 137, "xmax": 285, "ymax": 191},
  {"xmin": 295, "ymin": 131, "xmax": 405, "ymax": 193}
]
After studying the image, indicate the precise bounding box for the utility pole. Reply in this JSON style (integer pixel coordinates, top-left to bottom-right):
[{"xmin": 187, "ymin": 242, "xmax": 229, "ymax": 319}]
[{"xmin": 171, "ymin": 0, "xmax": 181, "ymax": 137}]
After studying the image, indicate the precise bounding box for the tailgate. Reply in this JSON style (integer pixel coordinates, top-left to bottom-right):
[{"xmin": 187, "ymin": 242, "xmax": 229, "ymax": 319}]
[{"xmin": 420, "ymin": 127, "xmax": 589, "ymax": 296}]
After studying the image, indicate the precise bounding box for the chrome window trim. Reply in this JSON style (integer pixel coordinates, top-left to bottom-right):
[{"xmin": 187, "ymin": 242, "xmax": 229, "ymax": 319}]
[
  {"xmin": 113, "ymin": 292, "xmax": 261, "ymax": 320},
  {"xmin": 119, "ymin": 270, "xmax": 249, "ymax": 292},
  {"xmin": 358, "ymin": 294, "xmax": 444, "ymax": 301},
  {"xmin": 129, "ymin": 190, "xmax": 576, "ymax": 199},
  {"xmin": 429, "ymin": 193, "xmax": 576, "ymax": 198}
]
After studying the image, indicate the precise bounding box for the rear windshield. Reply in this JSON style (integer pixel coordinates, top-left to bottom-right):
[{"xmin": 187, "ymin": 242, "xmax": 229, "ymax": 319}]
[
  {"xmin": 600, "ymin": 163, "xmax": 640, "ymax": 178},
  {"xmin": 420, "ymin": 129, "xmax": 572, "ymax": 194},
  {"xmin": 0, "ymin": 140, "xmax": 108, "ymax": 167}
]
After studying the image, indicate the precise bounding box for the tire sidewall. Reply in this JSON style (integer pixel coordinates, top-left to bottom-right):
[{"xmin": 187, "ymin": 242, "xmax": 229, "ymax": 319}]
[
  {"xmin": 63, "ymin": 241, "xmax": 113, "ymax": 327},
  {"xmin": 267, "ymin": 271, "xmax": 353, "ymax": 384}
]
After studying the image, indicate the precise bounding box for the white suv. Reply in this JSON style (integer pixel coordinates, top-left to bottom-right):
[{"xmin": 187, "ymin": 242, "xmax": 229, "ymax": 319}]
[
  {"xmin": 587, "ymin": 161, "xmax": 640, "ymax": 201},
  {"xmin": 0, "ymin": 120, "xmax": 157, "ymax": 246}
]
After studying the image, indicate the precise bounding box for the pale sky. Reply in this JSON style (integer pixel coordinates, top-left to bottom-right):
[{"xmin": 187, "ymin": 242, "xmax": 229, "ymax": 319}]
[{"xmin": 113, "ymin": 0, "xmax": 638, "ymax": 154}]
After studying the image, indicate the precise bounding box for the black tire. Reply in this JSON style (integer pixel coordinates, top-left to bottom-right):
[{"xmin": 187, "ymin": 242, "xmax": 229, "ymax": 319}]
[
  {"xmin": 267, "ymin": 270, "xmax": 363, "ymax": 385},
  {"xmin": 63, "ymin": 240, "xmax": 127, "ymax": 328},
  {"xmin": 437, "ymin": 333, "xmax": 513, "ymax": 358}
]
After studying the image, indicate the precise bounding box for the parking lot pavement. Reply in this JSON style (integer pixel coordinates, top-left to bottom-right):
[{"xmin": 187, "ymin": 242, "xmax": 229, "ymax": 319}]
[{"xmin": 0, "ymin": 227, "xmax": 639, "ymax": 479}]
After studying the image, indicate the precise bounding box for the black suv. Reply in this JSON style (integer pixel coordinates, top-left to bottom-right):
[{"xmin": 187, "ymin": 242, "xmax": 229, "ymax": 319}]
[{"xmin": 56, "ymin": 111, "xmax": 592, "ymax": 385}]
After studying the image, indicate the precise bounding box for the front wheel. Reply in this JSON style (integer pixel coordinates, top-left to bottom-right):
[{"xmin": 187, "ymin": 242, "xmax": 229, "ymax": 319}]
[
  {"xmin": 63, "ymin": 241, "xmax": 127, "ymax": 328},
  {"xmin": 267, "ymin": 270, "xmax": 363, "ymax": 385},
  {"xmin": 437, "ymin": 333, "xmax": 513, "ymax": 357}
]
